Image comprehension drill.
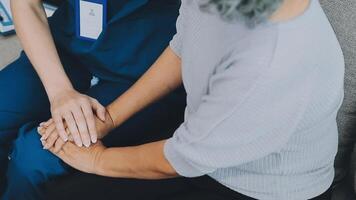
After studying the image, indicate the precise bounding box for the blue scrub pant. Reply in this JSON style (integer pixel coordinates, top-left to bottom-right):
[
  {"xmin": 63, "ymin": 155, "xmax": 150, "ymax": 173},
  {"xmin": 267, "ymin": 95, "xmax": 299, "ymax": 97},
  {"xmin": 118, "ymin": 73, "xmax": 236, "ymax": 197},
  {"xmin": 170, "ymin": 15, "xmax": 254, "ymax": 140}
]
[{"xmin": 0, "ymin": 53, "xmax": 186, "ymax": 200}]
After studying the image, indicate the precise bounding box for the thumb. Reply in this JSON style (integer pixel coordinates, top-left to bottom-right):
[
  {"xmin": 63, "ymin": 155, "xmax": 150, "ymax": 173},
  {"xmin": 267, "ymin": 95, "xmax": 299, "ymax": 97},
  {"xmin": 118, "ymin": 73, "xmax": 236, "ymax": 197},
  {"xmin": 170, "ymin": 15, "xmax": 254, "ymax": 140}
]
[{"xmin": 90, "ymin": 98, "xmax": 106, "ymax": 121}]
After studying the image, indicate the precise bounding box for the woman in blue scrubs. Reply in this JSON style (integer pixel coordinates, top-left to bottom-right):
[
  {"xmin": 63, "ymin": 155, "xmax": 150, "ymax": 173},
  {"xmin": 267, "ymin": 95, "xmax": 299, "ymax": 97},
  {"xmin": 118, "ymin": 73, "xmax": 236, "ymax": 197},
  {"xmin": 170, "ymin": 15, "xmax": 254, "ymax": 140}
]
[{"xmin": 0, "ymin": 0, "xmax": 185, "ymax": 199}]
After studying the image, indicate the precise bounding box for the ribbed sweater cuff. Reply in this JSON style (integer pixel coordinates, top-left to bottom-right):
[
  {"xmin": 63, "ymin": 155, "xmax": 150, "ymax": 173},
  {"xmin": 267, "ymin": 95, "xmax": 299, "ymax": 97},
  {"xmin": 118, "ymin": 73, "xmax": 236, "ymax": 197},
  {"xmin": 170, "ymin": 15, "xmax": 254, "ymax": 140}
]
[
  {"xmin": 169, "ymin": 37, "xmax": 182, "ymax": 58},
  {"xmin": 164, "ymin": 138, "xmax": 203, "ymax": 178}
]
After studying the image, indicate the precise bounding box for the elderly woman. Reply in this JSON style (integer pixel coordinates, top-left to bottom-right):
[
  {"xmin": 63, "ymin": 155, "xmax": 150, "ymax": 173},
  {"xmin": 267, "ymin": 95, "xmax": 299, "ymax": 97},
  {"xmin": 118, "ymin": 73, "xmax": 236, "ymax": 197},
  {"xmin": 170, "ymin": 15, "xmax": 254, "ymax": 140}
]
[{"xmin": 39, "ymin": 0, "xmax": 344, "ymax": 199}]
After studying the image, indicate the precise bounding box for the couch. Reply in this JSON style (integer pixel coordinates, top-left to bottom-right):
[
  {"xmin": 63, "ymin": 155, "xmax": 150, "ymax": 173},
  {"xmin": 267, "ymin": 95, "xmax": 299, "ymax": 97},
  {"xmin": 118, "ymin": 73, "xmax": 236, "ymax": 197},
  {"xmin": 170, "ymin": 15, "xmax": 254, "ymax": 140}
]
[{"xmin": 319, "ymin": 0, "xmax": 356, "ymax": 199}]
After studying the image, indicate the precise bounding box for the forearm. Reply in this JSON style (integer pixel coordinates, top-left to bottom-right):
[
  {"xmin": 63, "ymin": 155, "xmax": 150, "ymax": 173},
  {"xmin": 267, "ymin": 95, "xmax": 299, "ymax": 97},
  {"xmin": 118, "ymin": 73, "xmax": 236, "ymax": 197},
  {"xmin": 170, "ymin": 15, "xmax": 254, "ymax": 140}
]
[
  {"xmin": 106, "ymin": 47, "xmax": 182, "ymax": 127},
  {"xmin": 11, "ymin": 0, "xmax": 73, "ymax": 100},
  {"xmin": 96, "ymin": 140, "xmax": 178, "ymax": 179}
]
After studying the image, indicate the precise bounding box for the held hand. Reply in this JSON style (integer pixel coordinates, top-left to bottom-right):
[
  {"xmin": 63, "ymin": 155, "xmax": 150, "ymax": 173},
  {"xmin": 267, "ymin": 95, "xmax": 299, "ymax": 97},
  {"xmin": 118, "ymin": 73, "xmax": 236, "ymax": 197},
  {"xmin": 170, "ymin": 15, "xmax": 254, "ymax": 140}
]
[
  {"xmin": 51, "ymin": 140, "xmax": 106, "ymax": 174},
  {"xmin": 49, "ymin": 89, "xmax": 106, "ymax": 147},
  {"xmin": 38, "ymin": 109, "xmax": 114, "ymax": 151},
  {"xmin": 38, "ymin": 121, "xmax": 72, "ymax": 152}
]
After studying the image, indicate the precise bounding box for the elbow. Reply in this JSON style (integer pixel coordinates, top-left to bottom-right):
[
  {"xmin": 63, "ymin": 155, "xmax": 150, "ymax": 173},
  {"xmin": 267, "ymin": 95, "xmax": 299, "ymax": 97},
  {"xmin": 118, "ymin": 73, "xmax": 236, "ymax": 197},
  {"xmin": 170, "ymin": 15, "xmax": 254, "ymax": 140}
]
[{"xmin": 11, "ymin": 0, "xmax": 42, "ymax": 11}]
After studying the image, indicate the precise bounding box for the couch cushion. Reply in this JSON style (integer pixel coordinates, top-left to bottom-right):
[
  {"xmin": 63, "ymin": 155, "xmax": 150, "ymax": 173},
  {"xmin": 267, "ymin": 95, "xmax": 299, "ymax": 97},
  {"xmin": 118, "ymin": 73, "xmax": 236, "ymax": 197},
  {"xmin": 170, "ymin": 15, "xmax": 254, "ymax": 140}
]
[{"xmin": 319, "ymin": 0, "xmax": 356, "ymax": 192}]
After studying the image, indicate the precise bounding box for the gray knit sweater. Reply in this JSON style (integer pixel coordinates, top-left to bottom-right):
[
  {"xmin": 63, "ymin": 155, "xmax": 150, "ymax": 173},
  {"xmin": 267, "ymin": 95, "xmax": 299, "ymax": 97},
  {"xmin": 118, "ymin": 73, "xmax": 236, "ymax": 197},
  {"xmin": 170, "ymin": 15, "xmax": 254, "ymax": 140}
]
[{"xmin": 163, "ymin": 0, "xmax": 345, "ymax": 199}]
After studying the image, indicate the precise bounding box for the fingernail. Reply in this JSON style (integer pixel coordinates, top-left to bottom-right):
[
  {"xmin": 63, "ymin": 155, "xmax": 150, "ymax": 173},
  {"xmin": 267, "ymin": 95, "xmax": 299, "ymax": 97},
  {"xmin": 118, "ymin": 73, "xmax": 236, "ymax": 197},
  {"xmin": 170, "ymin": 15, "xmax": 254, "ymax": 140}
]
[
  {"xmin": 37, "ymin": 127, "xmax": 42, "ymax": 132},
  {"xmin": 84, "ymin": 141, "xmax": 90, "ymax": 147},
  {"xmin": 92, "ymin": 137, "xmax": 97, "ymax": 143},
  {"xmin": 40, "ymin": 137, "xmax": 45, "ymax": 141},
  {"xmin": 40, "ymin": 122, "xmax": 45, "ymax": 127},
  {"xmin": 76, "ymin": 141, "xmax": 83, "ymax": 147}
]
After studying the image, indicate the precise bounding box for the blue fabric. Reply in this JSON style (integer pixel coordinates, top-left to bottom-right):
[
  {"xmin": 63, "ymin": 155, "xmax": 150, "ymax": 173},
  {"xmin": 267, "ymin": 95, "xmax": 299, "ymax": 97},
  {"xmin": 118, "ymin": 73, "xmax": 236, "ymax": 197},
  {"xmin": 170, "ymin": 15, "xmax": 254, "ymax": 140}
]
[
  {"xmin": 1, "ymin": 79, "xmax": 185, "ymax": 200},
  {"xmin": 0, "ymin": 0, "xmax": 183, "ymax": 199},
  {"xmin": 0, "ymin": 53, "xmax": 92, "ymax": 200},
  {"xmin": 49, "ymin": 0, "xmax": 180, "ymax": 82}
]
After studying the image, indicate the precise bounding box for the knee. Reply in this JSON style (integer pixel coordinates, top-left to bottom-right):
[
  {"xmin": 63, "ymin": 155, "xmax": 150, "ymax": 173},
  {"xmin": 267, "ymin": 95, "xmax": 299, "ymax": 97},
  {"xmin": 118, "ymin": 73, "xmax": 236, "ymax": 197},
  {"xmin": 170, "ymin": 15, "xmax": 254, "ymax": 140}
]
[
  {"xmin": 8, "ymin": 123, "xmax": 66, "ymax": 181},
  {"xmin": 0, "ymin": 111, "xmax": 26, "ymax": 131}
]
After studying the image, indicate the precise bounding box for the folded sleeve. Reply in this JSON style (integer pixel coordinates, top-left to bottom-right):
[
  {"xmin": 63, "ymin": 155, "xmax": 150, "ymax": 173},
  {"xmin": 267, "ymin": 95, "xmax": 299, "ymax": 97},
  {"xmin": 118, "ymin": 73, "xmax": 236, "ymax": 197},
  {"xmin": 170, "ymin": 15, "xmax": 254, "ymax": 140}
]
[
  {"xmin": 164, "ymin": 56, "xmax": 308, "ymax": 177},
  {"xmin": 169, "ymin": 1, "xmax": 186, "ymax": 57}
]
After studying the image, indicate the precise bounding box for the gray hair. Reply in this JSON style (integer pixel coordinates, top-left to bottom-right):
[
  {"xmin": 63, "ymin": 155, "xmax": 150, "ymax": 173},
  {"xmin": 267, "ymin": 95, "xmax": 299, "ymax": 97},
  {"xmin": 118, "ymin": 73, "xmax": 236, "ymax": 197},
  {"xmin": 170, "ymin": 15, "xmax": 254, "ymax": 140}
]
[{"xmin": 199, "ymin": 0, "xmax": 284, "ymax": 27}]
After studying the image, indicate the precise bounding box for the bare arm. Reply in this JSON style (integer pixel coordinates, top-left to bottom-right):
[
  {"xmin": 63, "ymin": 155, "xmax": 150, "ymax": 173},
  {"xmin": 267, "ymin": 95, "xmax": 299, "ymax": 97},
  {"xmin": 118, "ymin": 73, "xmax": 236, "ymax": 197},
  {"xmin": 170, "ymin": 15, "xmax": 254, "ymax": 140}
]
[
  {"xmin": 12, "ymin": 0, "xmax": 106, "ymax": 147},
  {"xmin": 48, "ymin": 47, "xmax": 182, "ymax": 179},
  {"xmin": 11, "ymin": 0, "xmax": 72, "ymax": 97},
  {"xmin": 96, "ymin": 140, "xmax": 177, "ymax": 179},
  {"xmin": 94, "ymin": 47, "xmax": 183, "ymax": 178},
  {"xmin": 106, "ymin": 47, "xmax": 182, "ymax": 129}
]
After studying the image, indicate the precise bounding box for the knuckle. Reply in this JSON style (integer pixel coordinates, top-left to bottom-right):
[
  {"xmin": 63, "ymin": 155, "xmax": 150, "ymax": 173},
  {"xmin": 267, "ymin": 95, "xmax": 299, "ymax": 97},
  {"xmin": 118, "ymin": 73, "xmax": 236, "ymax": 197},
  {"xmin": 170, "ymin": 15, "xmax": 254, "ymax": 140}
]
[
  {"xmin": 51, "ymin": 108, "xmax": 61, "ymax": 115},
  {"xmin": 91, "ymin": 98, "xmax": 99, "ymax": 104},
  {"xmin": 79, "ymin": 96, "xmax": 89, "ymax": 103}
]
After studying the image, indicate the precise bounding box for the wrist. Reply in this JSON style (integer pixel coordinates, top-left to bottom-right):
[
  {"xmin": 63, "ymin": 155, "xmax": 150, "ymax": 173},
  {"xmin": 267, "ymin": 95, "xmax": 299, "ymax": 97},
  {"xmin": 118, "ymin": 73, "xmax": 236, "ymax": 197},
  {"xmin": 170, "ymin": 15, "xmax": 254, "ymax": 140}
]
[
  {"xmin": 44, "ymin": 73, "xmax": 74, "ymax": 102},
  {"xmin": 106, "ymin": 105, "xmax": 117, "ymax": 127},
  {"xmin": 94, "ymin": 148, "xmax": 107, "ymax": 176},
  {"xmin": 47, "ymin": 83, "xmax": 74, "ymax": 102},
  {"xmin": 97, "ymin": 111, "xmax": 116, "ymax": 139},
  {"xmin": 106, "ymin": 108, "xmax": 115, "ymax": 127}
]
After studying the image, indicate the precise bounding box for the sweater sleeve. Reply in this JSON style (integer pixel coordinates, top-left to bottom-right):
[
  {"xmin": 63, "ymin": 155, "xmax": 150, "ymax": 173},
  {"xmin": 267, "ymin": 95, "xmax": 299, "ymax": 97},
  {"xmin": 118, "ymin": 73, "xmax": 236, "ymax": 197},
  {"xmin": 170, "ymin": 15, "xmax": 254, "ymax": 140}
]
[
  {"xmin": 164, "ymin": 54, "xmax": 308, "ymax": 177},
  {"xmin": 169, "ymin": 1, "xmax": 185, "ymax": 57}
]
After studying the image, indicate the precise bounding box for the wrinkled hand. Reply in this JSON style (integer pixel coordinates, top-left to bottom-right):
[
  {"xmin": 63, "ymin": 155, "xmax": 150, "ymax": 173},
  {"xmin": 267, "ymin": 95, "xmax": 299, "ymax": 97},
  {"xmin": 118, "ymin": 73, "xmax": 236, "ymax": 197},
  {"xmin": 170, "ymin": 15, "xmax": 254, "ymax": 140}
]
[
  {"xmin": 50, "ymin": 89, "xmax": 106, "ymax": 147},
  {"xmin": 38, "ymin": 110, "xmax": 114, "ymax": 152},
  {"xmin": 51, "ymin": 140, "xmax": 106, "ymax": 174}
]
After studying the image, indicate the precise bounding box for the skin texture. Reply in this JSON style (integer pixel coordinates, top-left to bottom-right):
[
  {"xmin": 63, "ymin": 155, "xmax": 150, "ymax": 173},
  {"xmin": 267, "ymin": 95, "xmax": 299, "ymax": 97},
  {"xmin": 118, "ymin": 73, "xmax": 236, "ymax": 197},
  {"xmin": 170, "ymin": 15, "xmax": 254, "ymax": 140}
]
[
  {"xmin": 39, "ymin": 0, "xmax": 311, "ymax": 179},
  {"xmin": 11, "ymin": 0, "xmax": 106, "ymax": 148}
]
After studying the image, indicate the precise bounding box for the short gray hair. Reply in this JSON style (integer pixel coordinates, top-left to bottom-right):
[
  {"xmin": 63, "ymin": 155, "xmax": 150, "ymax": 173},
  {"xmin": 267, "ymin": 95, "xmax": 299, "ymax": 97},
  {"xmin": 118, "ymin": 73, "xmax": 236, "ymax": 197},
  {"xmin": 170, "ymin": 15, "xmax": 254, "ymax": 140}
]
[{"xmin": 199, "ymin": 0, "xmax": 283, "ymax": 27}]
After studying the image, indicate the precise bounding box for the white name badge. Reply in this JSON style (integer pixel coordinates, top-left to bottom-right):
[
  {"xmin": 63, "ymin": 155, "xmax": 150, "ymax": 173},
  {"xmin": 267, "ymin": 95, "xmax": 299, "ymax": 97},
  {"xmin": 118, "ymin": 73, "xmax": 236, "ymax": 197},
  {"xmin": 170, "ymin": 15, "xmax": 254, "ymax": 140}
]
[{"xmin": 76, "ymin": 0, "xmax": 107, "ymax": 41}]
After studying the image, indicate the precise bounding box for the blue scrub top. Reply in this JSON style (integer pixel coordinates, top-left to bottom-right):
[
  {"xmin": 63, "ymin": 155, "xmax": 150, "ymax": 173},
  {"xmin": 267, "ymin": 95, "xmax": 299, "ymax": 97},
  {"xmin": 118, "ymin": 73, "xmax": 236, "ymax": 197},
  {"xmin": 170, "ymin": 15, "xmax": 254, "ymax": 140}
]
[{"xmin": 48, "ymin": 0, "xmax": 180, "ymax": 82}]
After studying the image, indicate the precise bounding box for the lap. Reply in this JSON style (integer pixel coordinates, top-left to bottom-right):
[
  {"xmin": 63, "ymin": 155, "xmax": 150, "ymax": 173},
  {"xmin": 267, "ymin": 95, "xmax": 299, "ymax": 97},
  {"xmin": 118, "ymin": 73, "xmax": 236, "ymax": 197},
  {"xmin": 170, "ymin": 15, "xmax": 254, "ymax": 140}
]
[
  {"xmin": 7, "ymin": 79, "xmax": 185, "ymax": 178},
  {"xmin": 45, "ymin": 174, "xmax": 253, "ymax": 200},
  {"xmin": 4, "ymin": 74, "xmax": 185, "ymax": 198},
  {"xmin": 8, "ymin": 123, "xmax": 69, "ymax": 176},
  {"xmin": 45, "ymin": 174, "xmax": 193, "ymax": 200},
  {"xmin": 0, "ymin": 52, "xmax": 92, "ymax": 132},
  {"xmin": 45, "ymin": 174, "xmax": 332, "ymax": 200},
  {"xmin": 0, "ymin": 53, "xmax": 48, "ymax": 131}
]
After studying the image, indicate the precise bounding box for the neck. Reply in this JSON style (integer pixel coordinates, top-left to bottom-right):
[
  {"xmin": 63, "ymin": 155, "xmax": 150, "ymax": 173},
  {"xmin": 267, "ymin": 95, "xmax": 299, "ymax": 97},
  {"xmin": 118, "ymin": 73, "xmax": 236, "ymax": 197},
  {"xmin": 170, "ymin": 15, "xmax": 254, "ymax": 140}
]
[{"xmin": 270, "ymin": 0, "xmax": 310, "ymax": 23}]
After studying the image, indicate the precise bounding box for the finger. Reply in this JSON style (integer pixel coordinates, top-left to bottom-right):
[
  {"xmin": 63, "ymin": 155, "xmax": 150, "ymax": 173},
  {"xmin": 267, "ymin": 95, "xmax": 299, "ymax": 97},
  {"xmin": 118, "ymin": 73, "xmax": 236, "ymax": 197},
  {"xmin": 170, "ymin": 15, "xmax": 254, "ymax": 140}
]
[
  {"xmin": 53, "ymin": 114, "xmax": 68, "ymax": 142},
  {"xmin": 40, "ymin": 119, "xmax": 54, "ymax": 128},
  {"xmin": 37, "ymin": 126, "xmax": 45, "ymax": 136},
  {"xmin": 63, "ymin": 112, "xmax": 82, "ymax": 147},
  {"xmin": 62, "ymin": 141, "xmax": 78, "ymax": 152},
  {"xmin": 41, "ymin": 123, "xmax": 56, "ymax": 141},
  {"xmin": 53, "ymin": 138, "xmax": 66, "ymax": 153},
  {"xmin": 43, "ymin": 130, "xmax": 59, "ymax": 150},
  {"xmin": 66, "ymin": 127, "xmax": 74, "ymax": 142},
  {"xmin": 90, "ymin": 98, "xmax": 106, "ymax": 121},
  {"xmin": 68, "ymin": 134, "xmax": 74, "ymax": 142},
  {"xmin": 81, "ymin": 101, "xmax": 98, "ymax": 143},
  {"xmin": 72, "ymin": 106, "xmax": 91, "ymax": 147}
]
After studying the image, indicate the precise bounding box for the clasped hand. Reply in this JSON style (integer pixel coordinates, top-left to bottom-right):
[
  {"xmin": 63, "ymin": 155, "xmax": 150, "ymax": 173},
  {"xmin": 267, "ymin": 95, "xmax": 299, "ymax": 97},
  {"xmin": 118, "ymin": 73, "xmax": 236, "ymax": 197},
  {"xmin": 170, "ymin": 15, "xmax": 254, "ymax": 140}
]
[
  {"xmin": 38, "ymin": 108, "xmax": 114, "ymax": 152},
  {"xmin": 37, "ymin": 108, "xmax": 114, "ymax": 174}
]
